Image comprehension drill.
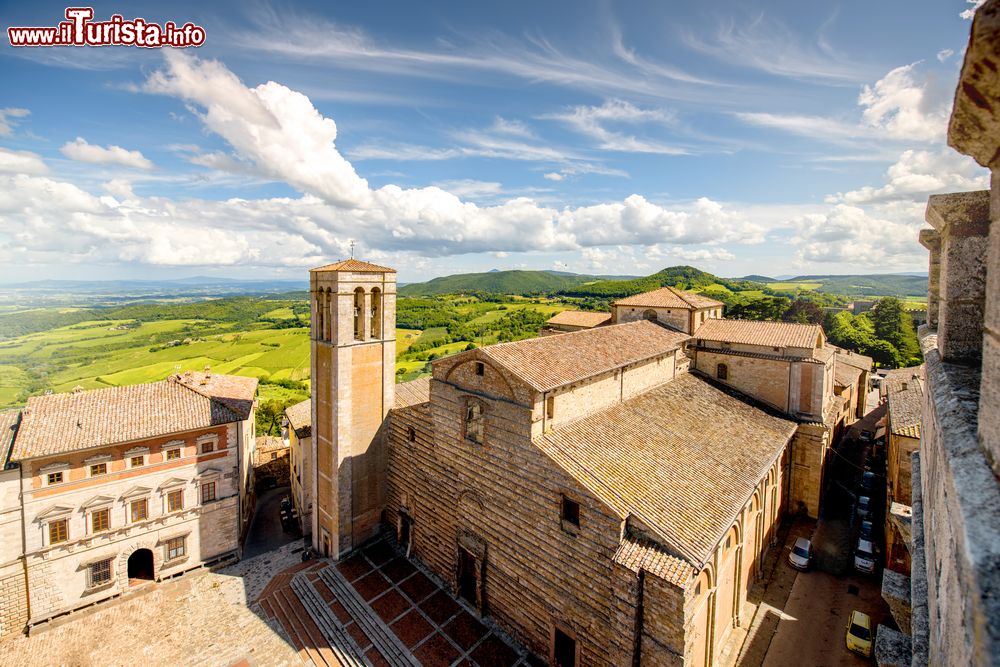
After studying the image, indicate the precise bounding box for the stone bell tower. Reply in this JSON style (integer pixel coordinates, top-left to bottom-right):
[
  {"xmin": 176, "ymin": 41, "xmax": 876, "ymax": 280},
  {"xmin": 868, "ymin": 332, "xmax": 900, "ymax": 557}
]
[{"xmin": 309, "ymin": 259, "xmax": 396, "ymax": 558}]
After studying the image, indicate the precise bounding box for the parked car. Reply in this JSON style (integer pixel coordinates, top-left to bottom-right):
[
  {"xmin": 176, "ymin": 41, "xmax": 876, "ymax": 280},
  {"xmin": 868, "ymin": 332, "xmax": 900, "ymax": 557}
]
[
  {"xmin": 845, "ymin": 610, "xmax": 874, "ymax": 657},
  {"xmin": 860, "ymin": 520, "xmax": 874, "ymax": 541},
  {"xmin": 856, "ymin": 495, "xmax": 871, "ymax": 519},
  {"xmin": 859, "ymin": 429, "xmax": 875, "ymax": 443},
  {"xmin": 854, "ymin": 538, "xmax": 877, "ymax": 573},
  {"xmin": 860, "ymin": 471, "xmax": 876, "ymax": 492},
  {"xmin": 788, "ymin": 537, "xmax": 812, "ymax": 570}
]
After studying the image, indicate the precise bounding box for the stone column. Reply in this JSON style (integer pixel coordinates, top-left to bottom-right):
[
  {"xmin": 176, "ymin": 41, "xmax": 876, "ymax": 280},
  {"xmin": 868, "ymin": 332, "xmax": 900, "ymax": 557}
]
[
  {"xmin": 918, "ymin": 229, "xmax": 941, "ymax": 328},
  {"xmin": 924, "ymin": 191, "xmax": 991, "ymax": 363}
]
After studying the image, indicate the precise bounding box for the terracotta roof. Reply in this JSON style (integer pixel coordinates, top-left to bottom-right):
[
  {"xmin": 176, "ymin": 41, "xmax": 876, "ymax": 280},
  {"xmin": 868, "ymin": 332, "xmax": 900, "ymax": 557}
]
[
  {"xmin": 482, "ymin": 321, "xmax": 689, "ymax": 392},
  {"xmin": 832, "ymin": 346, "xmax": 874, "ymax": 372},
  {"xmin": 175, "ymin": 372, "xmax": 257, "ymax": 419},
  {"xmin": 545, "ymin": 310, "xmax": 611, "ymax": 328},
  {"xmin": 395, "ymin": 377, "xmax": 431, "ymax": 409},
  {"xmin": 612, "ymin": 286, "xmax": 723, "ymax": 310},
  {"xmin": 0, "ymin": 410, "xmax": 20, "ymax": 468},
  {"xmin": 835, "ymin": 362, "xmax": 863, "ymax": 388},
  {"xmin": 536, "ymin": 372, "xmax": 796, "ymax": 565},
  {"xmin": 285, "ymin": 399, "xmax": 311, "ymax": 437},
  {"xmin": 614, "ymin": 534, "xmax": 696, "ymax": 587},
  {"xmin": 311, "ymin": 259, "xmax": 396, "ymax": 273},
  {"xmin": 693, "ymin": 319, "xmax": 824, "ymax": 350},
  {"xmin": 11, "ymin": 374, "xmax": 258, "ymax": 461},
  {"xmin": 256, "ymin": 435, "xmax": 287, "ymax": 455},
  {"xmin": 886, "ymin": 367, "xmax": 923, "ymax": 439}
]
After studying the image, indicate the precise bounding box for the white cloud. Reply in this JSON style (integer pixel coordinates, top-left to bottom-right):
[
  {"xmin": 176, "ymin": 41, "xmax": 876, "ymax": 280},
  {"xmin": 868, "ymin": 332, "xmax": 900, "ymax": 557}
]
[
  {"xmin": 543, "ymin": 172, "xmax": 564, "ymax": 181},
  {"xmin": 961, "ymin": 0, "xmax": 986, "ymax": 19},
  {"xmin": 734, "ymin": 112, "xmax": 866, "ymax": 143},
  {"xmin": 682, "ymin": 15, "xmax": 879, "ymax": 84},
  {"xmin": 102, "ymin": 179, "xmax": 135, "ymax": 200},
  {"xmin": 669, "ymin": 246, "xmax": 736, "ymax": 262},
  {"xmin": 0, "ymin": 147, "xmax": 47, "ymax": 175},
  {"xmin": 858, "ymin": 63, "xmax": 950, "ymax": 142},
  {"xmin": 0, "ymin": 108, "xmax": 30, "ymax": 137},
  {"xmin": 790, "ymin": 204, "xmax": 927, "ymax": 267},
  {"xmin": 936, "ymin": 49, "xmax": 955, "ymax": 63},
  {"xmin": 60, "ymin": 137, "xmax": 154, "ymax": 170},
  {"xmin": 827, "ymin": 149, "xmax": 988, "ymax": 204},
  {"xmin": 544, "ymin": 99, "xmax": 688, "ymax": 155}
]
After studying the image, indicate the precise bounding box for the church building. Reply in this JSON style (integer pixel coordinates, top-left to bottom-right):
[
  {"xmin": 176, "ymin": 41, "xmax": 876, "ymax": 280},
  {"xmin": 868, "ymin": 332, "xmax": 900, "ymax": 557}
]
[{"xmin": 304, "ymin": 261, "xmax": 870, "ymax": 665}]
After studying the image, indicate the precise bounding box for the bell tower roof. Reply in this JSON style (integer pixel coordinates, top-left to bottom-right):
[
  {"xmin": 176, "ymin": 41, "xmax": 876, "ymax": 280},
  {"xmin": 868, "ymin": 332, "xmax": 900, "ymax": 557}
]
[{"xmin": 311, "ymin": 259, "xmax": 396, "ymax": 273}]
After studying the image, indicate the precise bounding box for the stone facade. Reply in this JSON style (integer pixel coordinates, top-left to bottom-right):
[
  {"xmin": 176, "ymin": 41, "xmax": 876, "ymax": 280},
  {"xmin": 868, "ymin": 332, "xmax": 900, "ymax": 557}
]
[
  {"xmin": 284, "ymin": 399, "xmax": 312, "ymax": 535},
  {"xmin": 877, "ymin": 6, "xmax": 1000, "ymax": 664}
]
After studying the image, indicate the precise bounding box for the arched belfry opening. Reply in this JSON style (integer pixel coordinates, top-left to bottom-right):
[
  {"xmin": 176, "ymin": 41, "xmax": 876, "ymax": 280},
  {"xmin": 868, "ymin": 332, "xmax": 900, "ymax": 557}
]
[
  {"xmin": 353, "ymin": 287, "xmax": 365, "ymax": 341},
  {"xmin": 370, "ymin": 287, "xmax": 382, "ymax": 339},
  {"xmin": 323, "ymin": 288, "xmax": 333, "ymax": 341},
  {"xmin": 315, "ymin": 288, "xmax": 326, "ymax": 341}
]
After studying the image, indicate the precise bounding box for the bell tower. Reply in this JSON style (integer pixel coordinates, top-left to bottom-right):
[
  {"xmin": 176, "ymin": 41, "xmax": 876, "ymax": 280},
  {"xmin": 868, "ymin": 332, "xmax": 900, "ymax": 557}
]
[{"xmin": 309, "ymin": 259, "xmax": 396, "ymax": 558}]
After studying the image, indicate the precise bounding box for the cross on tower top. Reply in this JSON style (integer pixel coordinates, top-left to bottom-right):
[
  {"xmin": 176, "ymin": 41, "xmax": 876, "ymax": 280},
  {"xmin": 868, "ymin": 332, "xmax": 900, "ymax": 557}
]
[{"xmin": 349, "ymin": 240, "xmax": 356, "ymax": 259}]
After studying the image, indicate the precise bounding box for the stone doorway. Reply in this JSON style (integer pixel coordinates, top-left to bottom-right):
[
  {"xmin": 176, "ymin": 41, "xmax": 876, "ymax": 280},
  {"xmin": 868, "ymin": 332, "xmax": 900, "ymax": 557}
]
[
  {"xmin": 127, "ymin": 548, "xmax": 154, "ymax": 584},
  {"xmin": 457, "ymin": 547, "xmax": 478, "ymax": 607}
]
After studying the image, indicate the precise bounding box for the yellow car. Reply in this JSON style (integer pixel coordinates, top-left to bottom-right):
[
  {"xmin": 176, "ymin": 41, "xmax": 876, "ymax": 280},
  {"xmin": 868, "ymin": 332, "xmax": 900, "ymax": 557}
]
[{"xmin": 845, "ymin": 610, "xmax": 873, "ymax": 657}]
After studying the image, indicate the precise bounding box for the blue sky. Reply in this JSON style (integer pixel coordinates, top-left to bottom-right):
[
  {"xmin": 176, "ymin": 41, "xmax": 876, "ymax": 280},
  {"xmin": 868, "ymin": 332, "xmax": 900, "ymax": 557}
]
[{"xmin": 0, "ymin": 0, "xmax": 989, "ymax": 283}]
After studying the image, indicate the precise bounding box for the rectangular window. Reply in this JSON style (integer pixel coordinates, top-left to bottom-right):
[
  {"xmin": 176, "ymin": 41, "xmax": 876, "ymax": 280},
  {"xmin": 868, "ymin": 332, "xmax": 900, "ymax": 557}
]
[
  {"xmin": 167, "ymin": 490, "xmax": 184, "ymax": 512},
  {"xmin": 166, "ymin": 536, "xmax": 186, "ymax": 560},
  {"xmin": 546, "ymin": 395, "xmax": 555, "ymax": 420},
  {"xmin": 475, "ymin": 361, "xmax": 485, "ymax": 376},
  {"xmin": 48, "ymin": 519, "xmax": 68, "ymax": 545},
  {"xmin": 89, "ymin": 462, "xmax": 107, "ymax": 477},
  {"xmin": 554, "ymin": 627, "xmax": 577, "ymax": 667},
  {"xmin": 561, "ymin": 496, "xmax": 580, "ymax": 527},
  {"xmin": 201, "ymin": 440, "xmax": 214, "ymax": 454},
  {"xmin": 165, "ymin": 448, "xmax": 181, "ymax": 461},
  {"xmin": 130, "ymin": 498, "xmax": 148, "ymax": 523},
  {"xmin": 91, "ymin": 508, "xmax": 110, "ymax": 533},
  {"xmin": 201, "ymin": 482, "xmax": 216, "ymax": 503},
  {"xmin": 88, "ymin": 558, "xmax": 113, "ymax": 588},
  {"xmin": 46, "ymin": 471, "xmax": 63, "ymax": 485},
  {"xmin": 465, "ymin": 402, "xmax": 484, "ymax": 445},
  {"xmin": 130, "ymin": 456, "xmax": 144, "ymax": 468}
]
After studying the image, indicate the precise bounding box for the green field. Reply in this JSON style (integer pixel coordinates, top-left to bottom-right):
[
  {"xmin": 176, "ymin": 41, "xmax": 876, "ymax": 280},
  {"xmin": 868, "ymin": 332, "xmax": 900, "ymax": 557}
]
[{"xmin": 0, "ymin": 295, "xmax": 577, "ymax": 410}]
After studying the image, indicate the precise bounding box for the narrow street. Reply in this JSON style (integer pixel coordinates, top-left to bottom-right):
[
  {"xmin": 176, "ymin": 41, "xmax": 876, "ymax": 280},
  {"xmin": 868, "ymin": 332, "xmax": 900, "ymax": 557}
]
[{"xmin": 243, "ymin": 486, "xmax": 303, "ymax": 559}]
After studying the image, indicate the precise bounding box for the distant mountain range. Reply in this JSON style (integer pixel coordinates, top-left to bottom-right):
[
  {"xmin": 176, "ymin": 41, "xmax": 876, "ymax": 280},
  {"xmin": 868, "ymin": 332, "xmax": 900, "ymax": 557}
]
[{"xmin": 398, "ymin": 269, "xmax": 639, "ymax": 297}]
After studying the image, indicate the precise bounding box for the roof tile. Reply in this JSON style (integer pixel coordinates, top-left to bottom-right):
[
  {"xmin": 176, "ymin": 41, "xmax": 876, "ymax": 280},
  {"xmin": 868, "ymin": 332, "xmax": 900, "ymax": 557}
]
[
  {"xmin": 612, "ymin": 286, "xmax": 723, "ymax": 310},
  {"xmin": 311, "ymin": 259, "xmax": 396, "ymax": 273},
  {"xmin": 694, "ymin": 319, "xmax": 824, "ymax": 350},
  {"xmin": 545, "ymin": 310, "xmax": 611, "ymax": 328}
]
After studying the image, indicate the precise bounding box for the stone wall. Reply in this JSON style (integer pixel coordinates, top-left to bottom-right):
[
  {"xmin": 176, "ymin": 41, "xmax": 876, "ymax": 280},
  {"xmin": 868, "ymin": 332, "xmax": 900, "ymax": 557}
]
[
  {"xmin": 0, "ymin": 466, "xmax": 26, "ymax": 639},
  {"xmin": 789, "ymin": 423, "xmax": 829, "ymax": 519}
]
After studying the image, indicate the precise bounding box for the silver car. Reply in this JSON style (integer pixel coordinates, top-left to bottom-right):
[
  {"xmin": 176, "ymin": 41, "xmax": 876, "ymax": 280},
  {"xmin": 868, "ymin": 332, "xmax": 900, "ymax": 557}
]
[
  {"xmin": 788, "ymin": 537, "xmax": 812, "ymax": 570},
  {"xmin": 854, "ymin": 538, "xmax": 876, "ymax": 573}
]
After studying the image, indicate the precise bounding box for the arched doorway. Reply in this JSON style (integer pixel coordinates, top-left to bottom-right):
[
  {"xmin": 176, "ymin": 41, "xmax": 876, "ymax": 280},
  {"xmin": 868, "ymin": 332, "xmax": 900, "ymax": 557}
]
[{"xmin": 127, "ymin": 548, "xmax": 154, "ymax": 584}]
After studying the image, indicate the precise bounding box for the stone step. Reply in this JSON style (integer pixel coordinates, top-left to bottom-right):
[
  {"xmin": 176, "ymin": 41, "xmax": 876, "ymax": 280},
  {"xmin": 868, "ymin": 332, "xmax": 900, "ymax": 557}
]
[
  {"xmin": 265, "ymin": 586, "xmax": 317, "ymax": 666},
  {"xmin": 290, "ymin": 572, "xmax": 370, "ymax": 667},
  {"xmin": 318, "ymin": 567, "xmax": 420, "ymax": 667},
  {"xmin": 274, "ymin": 587, "xmax": 346, "ymax": 667}
]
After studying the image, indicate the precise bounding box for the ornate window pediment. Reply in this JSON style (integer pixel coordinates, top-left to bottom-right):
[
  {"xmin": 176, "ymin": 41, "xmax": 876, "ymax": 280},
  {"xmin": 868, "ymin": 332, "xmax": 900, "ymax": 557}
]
[
  {"xmin": 39, "ymin": 461, "xmax": 69, "ymax": 472},
  {"xmin": 124, "ymin": 446, "xmax": 150, "ymax": 456},
  {"xmin": 83, "ymin": 453, "xmax": 112, "ymax": 464},
  {"xmin": 35, "ymin": 504, "xmax": 74, "ymax": 521},
  {"xmin": 80, "ymin": 494, "xmax": 115, "ymax": 510},
  {"xmin": 120, "ymin": 485, "xmax": 152, "ymax": 500},
  {"xmin": 162, "ymin": 440, "xmax": 184, "ymax": 450},
  {"xmin": 158, "ymin": 477, "xmax": 187, "ymax": 491},
  {"xmin": 194, "ymin": 467, "xmax": 223, "ymax": 481}
]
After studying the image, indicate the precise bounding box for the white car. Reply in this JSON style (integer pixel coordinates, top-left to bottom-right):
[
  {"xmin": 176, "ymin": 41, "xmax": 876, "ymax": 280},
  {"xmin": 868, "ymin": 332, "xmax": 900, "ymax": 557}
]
[
  {"xmin": 788, "ymin": 537, "xmax": 812, "ymax": 570},
  {"xmin": 854, "ymin": 538, "xmax": 876, "ymax": 573}
]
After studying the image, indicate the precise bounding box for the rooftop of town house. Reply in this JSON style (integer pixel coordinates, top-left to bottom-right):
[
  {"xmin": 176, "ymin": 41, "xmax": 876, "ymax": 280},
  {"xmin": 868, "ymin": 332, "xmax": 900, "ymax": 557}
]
[
  {"xmin": 284, "ymin": 399, "xmax": 312, "ymax": 437},
  {"xmin": 0, "ymin": 409, "xmax": 20, "ymax": 469},
  {"xmin": 544, "ymin": 310, "xmax": 612, "ymax": 329},
  {"xmin": 885, "ymin": 366, "xmax": 924, "ymax": 439},
  {"xmin": 835, "ymin": 361, "xmax": 864, "ymax": 388},
  {"xmin": 611, "ymin": 286, "xmax": 724, "ymax": 310},
  {"xmin": 831, "ymin": 345, "xmax": 875, "ymax": 372},
  {"xmin": 394, "ymin": 376, "xmax": 431, "ymax": 409},
  {"xmin": 613, "ymin": 534, "xmax": 696, "ymax": 587},
  {"xmin": 535, "ymin": 371, "xmax": 797, "ymax": 566},
  {"xmin": 692, "ymin": 318, "xmax": 826, "ymax": 350},
  {"xmin": 10, "ymin": 373, "xmax": 258, "ymax": 461},
  {"xmin": 310, "ymin": 258, "xmax": 397, "ymax": 273},
  {"xmin": 480, "ymin": 320, "xmax": 690, "ymax": 393}
]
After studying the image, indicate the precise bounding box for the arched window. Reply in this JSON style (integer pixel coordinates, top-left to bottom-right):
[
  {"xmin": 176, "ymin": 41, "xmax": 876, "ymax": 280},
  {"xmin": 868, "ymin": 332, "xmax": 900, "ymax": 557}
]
[
  {"xmin": 370, "ymin": 287, "xmax": 382, "ymax": 339},
  {"xmin": 315, "ymin": 289, "xmax": 325, "ymax": 341},
  {"xmin": 323, "ymin": 288, "xmax": 332, "ymax": 341},
  {"xmin": 464, "ymin": 400, "xmax": 484, "ymax": 445},
  {"xmin": 642, "ymin": 309, "xmax": 658, "ymax": 321},
  {"xmin": 353, "ymin": 287, "xmax": 365, "ymax": 341},
  {"xmin": 717, "ymin": 363, "xmax": 729, "ymax": 380}
]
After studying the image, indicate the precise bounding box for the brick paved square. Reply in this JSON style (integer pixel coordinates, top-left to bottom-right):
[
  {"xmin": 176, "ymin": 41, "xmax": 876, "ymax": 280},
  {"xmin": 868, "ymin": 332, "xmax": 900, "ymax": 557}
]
[
  {"xmin": 418, "ymin": 589, "xmax": 460, "ymax": 624},
  {"xmin": 470, "ymin": 635, "xmax": 520, "ymax": 667},
  {"xmin": 381, "ymin": 556, "xmax": 417, "ymax": 583},
  {"xmin": 399, "ymin": 570, "xmax": 437, "ymax": 602},
  {"xmin": 412, "ymin": 632, "xmax": 461, "ymax": 666},
  {"xmin": 370, "ymin": 588, "xmax": 410, "ymax": 623},
  {"xmin": 353, "ymin": 570, "xmax": 391, "ymax": 601},
  {"xmin": 442, "ymin": 609, "xmax": 488, "ymax": 650},
  {"xmin": 336, "ymin": 553, "xmax": 373, "ymax": 582},
  {"xmin": 390, "ymin": 609, "xmax": 435, "ymax": 648}
]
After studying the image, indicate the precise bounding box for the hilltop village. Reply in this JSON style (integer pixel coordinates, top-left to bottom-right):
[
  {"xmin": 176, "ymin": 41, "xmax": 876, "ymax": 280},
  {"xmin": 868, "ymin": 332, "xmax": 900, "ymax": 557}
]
[{"xmin": 0, "ymin": 6, "xmax": 997, "ymax": 667}]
